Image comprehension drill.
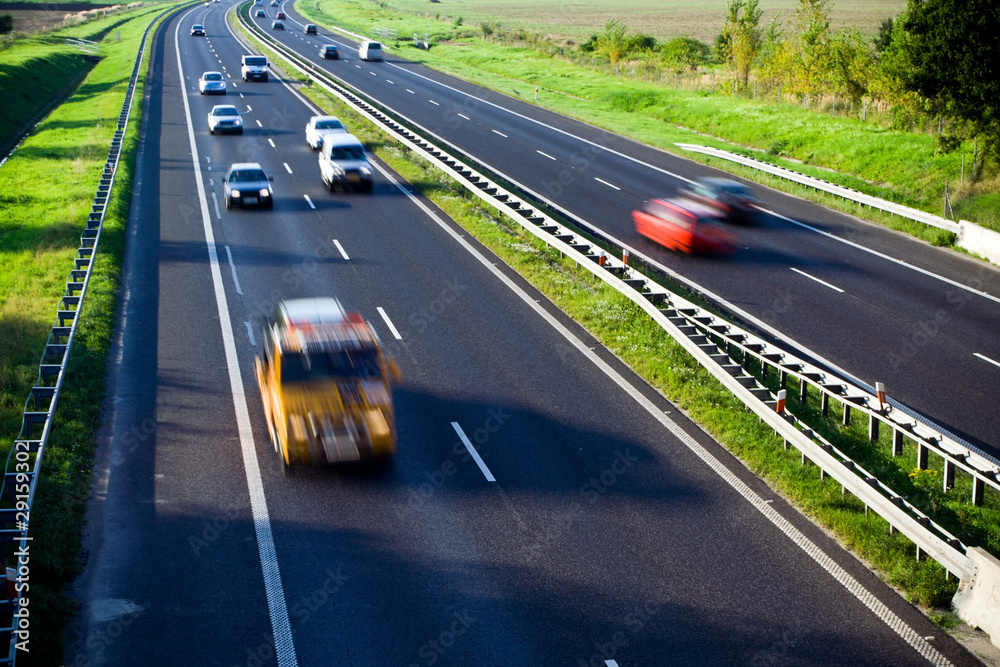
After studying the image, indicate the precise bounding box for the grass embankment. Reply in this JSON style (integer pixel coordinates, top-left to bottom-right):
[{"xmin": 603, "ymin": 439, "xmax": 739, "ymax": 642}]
[
  {"xmin": 240, "ymin": 10, "xmax": 999, "ymax": 618},
  {"xmin": 295, "ymin": 0, "xmax": 997, "ymax": 236},
  {"xmin": 0, "ymin": 4, "xmax": 183, "ymax": 664}
]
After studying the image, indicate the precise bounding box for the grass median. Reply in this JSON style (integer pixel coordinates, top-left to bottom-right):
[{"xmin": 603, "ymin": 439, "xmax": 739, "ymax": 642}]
[
  {"xmin": 0, "ymin": 3, "xmax": 186, "ymax": 664},
  {"xmin": 238, "ymin": 14, "xmax": 1000, "ymax": 625}
]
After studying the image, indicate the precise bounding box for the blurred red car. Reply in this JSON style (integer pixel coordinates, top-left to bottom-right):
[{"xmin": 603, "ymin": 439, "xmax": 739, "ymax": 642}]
[{"xmin": 632, "ymin": 198, "xmax": 736, "ymax": 254}]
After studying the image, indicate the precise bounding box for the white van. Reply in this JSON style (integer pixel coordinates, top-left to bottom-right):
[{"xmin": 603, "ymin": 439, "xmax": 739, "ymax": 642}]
[{"xmin": 358, "ymin": 40, "xmax": 382, "ymax": 61}]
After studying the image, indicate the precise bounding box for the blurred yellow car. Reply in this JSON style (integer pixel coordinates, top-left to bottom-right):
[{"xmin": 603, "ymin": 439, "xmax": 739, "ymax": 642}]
[{"xmin": 254, "ymin": 298, "xmax": 401, "ymax": 469}]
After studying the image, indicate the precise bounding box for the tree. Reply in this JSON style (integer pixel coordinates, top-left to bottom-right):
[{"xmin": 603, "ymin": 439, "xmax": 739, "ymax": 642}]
[
  {"xmin": 599, "ymin": 19, "xmax": 628, "ymax": 70},
  {"xmin": 0, "ymin": 14, "xmax": 13, "ymax": 34},
  {"xmin": 661, "ymin": 36, "xmax": 712, "ymax": 73},
  {"xmin": 719, "ymin": 0, "xmax": 763, "ymax": 85},
  {"xmin": 901, "ymin": 0, "xmax": 1000, "ymax": 166}
]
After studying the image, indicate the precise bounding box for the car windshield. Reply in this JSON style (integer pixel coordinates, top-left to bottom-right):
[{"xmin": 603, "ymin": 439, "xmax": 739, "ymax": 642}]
[
  {"xmin": 230, "ymin": 169, "xmax": 266, "ymax": 182},
  {"xmin": 315, "ymin": 120, "xmax": 343, "ymax": 130},
  {"xmin": 329, "ymin": 147, "xmax": 365, "ymax": 160},
  {"xmin": 193, "ymin": 25, "xmax": 203, "ymax": 29},
  {"xmin": 281, "ymin": 348, "xmax": 381, "ymax": 382},
  {"xmin": 244, "ymin": 57, "xmax": 266, "ymax": 66},
  {"xmin": 214, "ymin": 107, "xmax": 239, "ymax": 116},
  {"xmin": 204, "ymin": 73, "xmax": 223, "ymax": 81}
]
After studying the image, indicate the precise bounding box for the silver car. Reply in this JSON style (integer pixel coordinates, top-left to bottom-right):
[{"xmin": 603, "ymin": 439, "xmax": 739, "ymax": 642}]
[
  {"xmin": 319, "ymin": 133, "xmax": 373, "ymax": 193},
  {"xmin": 224, "ymin": 163, "xmax": 274, "ymax": 209},
  {"xmin": 208, "ymin": 105, "xmax": 243, "ymax": 134},
  {"xmin": 305, "ymin": 115, "xmax": 346, "ymax": 150},
  {"xmin": 198, "ymin": 71, "xmax": 227, "ymax": 95}
]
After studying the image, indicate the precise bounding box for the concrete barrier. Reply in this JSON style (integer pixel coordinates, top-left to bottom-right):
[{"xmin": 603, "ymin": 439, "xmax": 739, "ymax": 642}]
[
  {"xmin": 953, "ymin": 547, "xmax": 1000, "ymax": 647},
  {"xmin": 958, "ymin": 220, "xmax": 1000, "ymax": 267}
]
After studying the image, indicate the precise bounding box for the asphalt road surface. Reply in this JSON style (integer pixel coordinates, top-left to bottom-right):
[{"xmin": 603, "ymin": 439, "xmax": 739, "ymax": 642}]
[{"xmin": 65, "ymin": 3, "xmax": 984, "ymax": 667}]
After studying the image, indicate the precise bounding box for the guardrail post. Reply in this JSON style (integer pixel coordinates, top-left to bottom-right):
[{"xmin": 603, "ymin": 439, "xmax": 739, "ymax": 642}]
[
  {"xmin": 821, "ymin": 391, "xmax": 829, "ymax": 417},
  {"xmin": 943, "ymin": 460, "xmax": 955, "ymax": 491},
  {"xmin": 842, "ymin": 402, "xmax": 851, "ymax": 427},
  {"xmin": 892, "ymin": 428, "xmax": 904, "ymax": 456},
  {"xmin": 917, "ymin": 443, "xmax": 929, "ymax": 470},
  {"xmin": 868, "ymin": 413, "xmax": 879, "ymax": 441},
  {"xmin": 973, "ymin": 476, "xmax": 984, "ymax": 506}
]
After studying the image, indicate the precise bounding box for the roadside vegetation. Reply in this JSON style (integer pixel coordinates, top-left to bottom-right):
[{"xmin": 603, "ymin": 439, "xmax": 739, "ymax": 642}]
[
  {"xmin": 239, "ymin": 3, "xmax": 999, "ymax": 620},
  {"xmin": 298, "ymin": 0, "xmax": 998, "ymax": 233},
  {"xmin": 0, "ymin": 4, "xmax": 181, "ymax": 664}
]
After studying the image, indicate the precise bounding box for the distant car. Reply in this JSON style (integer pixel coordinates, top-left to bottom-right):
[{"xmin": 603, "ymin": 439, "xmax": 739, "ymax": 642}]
[
  {"xmin": 319, "ymin": 133, "xmax": 373, "ymax": 192},
  {"xmin": 224, "ymin": 163, "xmax": 273, "ymax": 209},
  {"xmin": 678, "ymin": 177, "xmax": 761, "ymax": 223},
  {"xmin": 304, "ymin": 24, "xmax": 317, "ymax": 34},
  {"xmin": 632, "ymin": 198, "xmax": 736, "ymax": 254},
  {"xmin": 190, "ymin": 24, "xmax": 205, "ymax": 36},
  {"xmin": 275, "ymin": 11, "xmax": 286, "ymax": 19},
  {"xmin": 305, "ymin": 115, "xmax": 346, "ymax": 150},
  {"xmin": 213, "ymin": 0, "xmax": 220, "ymax": 4},
  {"xmin": 271, "ymin": 19, "xmax": 284, "ymax": 29},
  {"xmin": 358, "ymin": 40, "xmax": 382, "ymax": 61},
  {"xmin": 198, "ymin": 71, "xmax": 227, "ymax": 95},
  {"xmin": 319, "ymin": 44, "xmax": 339, "ymax": 60},
  {"xmin": 269, "ymin": 0, "xmax": 278, "ymax": 5},
  {"xmin": 207, "ymin": 105, "xmax": 243, "ymax": 134},
  {"xmin": 254, "ymin": 9, "xmax": 265, "ymax": 17}
]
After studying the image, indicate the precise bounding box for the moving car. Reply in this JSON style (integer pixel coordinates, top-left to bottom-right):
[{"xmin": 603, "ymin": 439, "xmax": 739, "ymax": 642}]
[
  {"xmin": 224, "ymin": 162, "xmax": 273, "ymax": 209},
  {"xmin": 632, "ymin": 198, "xmax": 736, "ymax": 254},
  {"xmin": 358, "ymin": 40, "xmax": 382, "ymax": 61},
  {"xmin": 677, "ymin": 177, "xmax": 761, "ymax": 223},
  {"xmin": 305, "ymin": 115, "xmax": 346, "ymax": 150},
  {"xmin": 319, "ymin": 44, "xmax": 339, "ymax": 60},
  {"xmin": 275, "ymin": 10, "xmax": 286, "ymax": 19},
  {"xmin": 190, "ymin": 24, "xmax": 205, "ymax": 36},
  {"xmin": 241, "ymin": 54, "xmax": 268, "ymax": 82},
  {"xmin": 269, "ymin": 0, "xmax": 277, "ymax": 5},
  {"xmin": 254, "ymin": 297, "xmax": 401, "ymax": 468},
  {"xmin": 319, "ymin": 133, "xmax": 373, "ymax": 192},
  {"xmin": 198, "ymin": 71, "xmax": 227, "ymax": 95},
  {"xmin": 254, "ymin": 9, "xmax": 265, "ymax": 17},
  {"xmin": 271, "ymin": 19, "xmax": 284, "ymax": 29},
  {"xmin": 304, "ymin": 24, "xmax": 317, "ymax": 34},
  {"xmin": 207, "ymin": 105, "xmax": 243, "ymax": 134}
]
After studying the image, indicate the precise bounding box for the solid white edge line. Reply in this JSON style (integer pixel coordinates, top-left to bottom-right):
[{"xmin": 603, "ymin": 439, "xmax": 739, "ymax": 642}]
[
  {"xmin": 175, "ymin": 16, "xmax": 298, "ymax": 667},
  {"xmin": 283, "ymin": 162, "xmax": 292, "ymax": 174},
  {"xmin": 790, "ymin": 267, "xmax": 844, "ymax": 293},
  {"xmin": 594, "ymin": 177, "xmax": 620, "ymax": 190},
  {"xmin": 492, "ymin": 129, "xmax": 507, "ymax": 138},
  {"xmin": 376, "ymin": 306, "xmax": 402, "ymax": 339},
  {"xmin": 225, "ymin": 245, "xmax": 244, "ymax": 295},
  {"xmin": 369, "ymin": 160, "xmax": 951, "ymax": 667},
  {"xmin": 304, "ymin": 194, "xmax": 315, "ymax": 209},
  {"xmin": 974, "ymin": 352, "xmax": 1000, "ymax": 369},
  {"xmin": 536, "ymin": 150, "xmax": 555, "ymax": 160},
  {"xmin": 333, "ymin": 239, "xmax": 350, "ymax": 260},
  {"xmin": 451, "ymin": 423, "xmax": 496, "ymax": 482}
]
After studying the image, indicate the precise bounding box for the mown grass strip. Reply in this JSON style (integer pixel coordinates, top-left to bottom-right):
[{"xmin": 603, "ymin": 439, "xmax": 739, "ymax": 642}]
[
  {"xmin": 294, "ymin": 0, "xmax": 997, "ymax": 235},
  {"xmin": 0, "ymin": 4, "xmax": 186, "ymax": 664},
  {"xmin": 239, "ymin": 20, "xmax": 998, "ymax": 621}
]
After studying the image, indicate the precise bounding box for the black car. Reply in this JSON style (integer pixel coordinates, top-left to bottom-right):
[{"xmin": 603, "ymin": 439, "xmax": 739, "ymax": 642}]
[
  {"xmin": 319, "ymin": 44, "xmax": 339, "ymax": 59},
  {"xmin": 678, "ymin": 177, "xmax": 761, "ymax": 223},
  {"xmin": 254, "ymin": 9, "xmax": 265, "ymax": 17},
  {"xmin": 224, "ymin": 163, "xmax": 274, "ymax": 209},
  {"xmin": 305, "ymin": 24, "xmax": 318, "ymax": 34},
  {"xmin": 271, "ymin": 19, "xmax": 284, "ymax": 30}
]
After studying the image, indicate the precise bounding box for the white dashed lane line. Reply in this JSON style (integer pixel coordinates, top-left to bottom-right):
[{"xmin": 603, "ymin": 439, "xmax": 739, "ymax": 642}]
[
  {"xmin": 594, "ymin": 177, "xmax": 619, "ymax": 190},
  {"xmin": 244, "ymin": 322, "xmax": 256, "ymax": 346},
  {"xmin": 284, "ymin": 162, "xmax": 292, "ymax": 174},
  {"xmin": 457, "ymin": 113, "xmax": 470, "ymax": 120},
  {"xmin": 246, "ymin": 105, "xmax": 252, "ymax": 111},
  {"xmin": 268, "ymin": 139, "xmax": 275, "ymax": 148},
  {"xmin": 492, "ymin": 129, "xmax": 507, "ymax": 138},
  {"xmin": 304, "ymin": 194, "xmax": 315, "ymax": 209},
  {"xmin": 452, "ymin": 422, "xmax": 496, "ymax": 483},
  {"xmin": 974, "ymin": 352, "xmax": 1000, "ymax": 369},
  {"xmin": 377, "ymin": 307, "xmax": 402, "ymax": 340},
  {"xmin": 406, "ymin": 88, "xmax": 415, "ymax": 94},
  {"xmin": 429, "ymin": 99, "xmax": 440, "ymax": 106},
  {"xmin": 386, "ymin": 79, "xmax": 394, "ymax": 84},
  {"xmin": 256, "ymin": 120, "xmax": 262, "ymax": 127},
  {"xmin": 537, "ymin": 150, "xmax": 555, "ymax": 160},
  {"xmin": 333, "ymin": 239, "xmax": 349, "ymax": 260},
  {"xmin": 790, "ymin": 267, "xmax": 844, "ymax": 293},
  {"xmin": 225, "ymin": 245, "xmax": 243, "ymax": 295}
]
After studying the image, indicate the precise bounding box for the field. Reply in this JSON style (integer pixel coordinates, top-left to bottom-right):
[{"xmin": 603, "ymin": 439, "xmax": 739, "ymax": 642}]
[{"xmin": 376, "ymin": 0, "xmax": 907, "ymax": 44}]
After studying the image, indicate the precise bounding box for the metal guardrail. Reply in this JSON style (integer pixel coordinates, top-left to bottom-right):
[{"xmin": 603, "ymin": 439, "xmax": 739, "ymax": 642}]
[
  {"xmin": 675, "ymin": 143, "xmax": 961, "ymax": 234},
  {"xmin": 0, "ymin": 4, "xmax": 190, "ymax": 662},
  {"xmin": 66, "ymin": 37, "xmax": 99, "ymax": 54},
  {"xmin": 237, "ymin": 10, "xmax": 987, "ymax": 585},
  {"xmin": 371, "ymin": 27, "xmax": 396, "ymax": 41}
]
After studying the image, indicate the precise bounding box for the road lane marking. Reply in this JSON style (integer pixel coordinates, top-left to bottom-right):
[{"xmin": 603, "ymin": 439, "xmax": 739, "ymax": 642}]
[
  {"xmin": 974, "ymin": 352, "xmax": 1000, "ymax": 369},
  {"xmin": 333, "ymin": 239, "xmax": 349, "ymax": 260},
  {"xmin": 211, "ymin": 191, "xmax": 222, "ymax": 219},
  {"xmin": 174, "ymin": 17, "xmax": 298, "ymax": 667},
  {"xmin": 386, "ymin": 79, "xmax": 394, "ymax": 84},
  {"xmin": 457, "ymin": 113, "xmax": 470, "ymax": 120},
  {"xmin": 245, "ymin": 321, "xmax": 256, "ymax": 346},
  {"xmin": 406, "ymin": 88, "xmax": 415, "ymax": 94},
  {"xmin": 377, "ymin": 307, "xmax": 402, "ymax": 339},
  {"xmin": 452, "ymin": 422, "xmax": 496, "ymax": 482},
  {"xmin": 246, "ymin": 105, "xmax": 252, "ymax": 111},
  {"xmin": 429, "ymin": 99, "xmax": 440, "ymax": 106},
  {"xmin": 239, "ymin": 92, "xmax": 244, "ymax": 98},
  {"xmin": 372, "ymin": 159, "xmax": 951, "ymax": 667},
  {"xmin": 594, "ymin": 177, "xmax": 620, "ymax": 190},
  {"xmin": 283, "ymin": 162, "xmax": 292, "ymax": 174},
  {"xmin": 268, "ymin": 138, "xmax": 275, "ymax": 148},
  {"xmin": 304, "ymin": 194, "xmax": 315, "ymax": 209},
  {"xmin": 492, "ymin": 129, "xmax": 507, "ymax": 138},
  {"xmin": 790, "ymin": 267, "xmax": 844, "ymax": 293},
  {"xmin": 370, "ymin": 71, "xmax": 377, "ymax": 76},
  {"xmin": 537, "ymin": 150, "xmax": 556, "ymax": 160},
  {"xmin": 225, "ymin": 245, "xmax": 243, "ymax": 295},
  {"xmin": 256, "ymin": 120, "xmax": 262, "ymax": 127},
  {"xmin": 606, "ymin": 662, "xmax": 619, "ymax": 667}
]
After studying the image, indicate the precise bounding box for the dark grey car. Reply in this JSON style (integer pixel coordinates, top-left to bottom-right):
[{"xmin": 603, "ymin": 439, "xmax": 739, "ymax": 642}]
[{"xmin": 224, "ymin": 163, "xmax": 274, "ymax": 209}]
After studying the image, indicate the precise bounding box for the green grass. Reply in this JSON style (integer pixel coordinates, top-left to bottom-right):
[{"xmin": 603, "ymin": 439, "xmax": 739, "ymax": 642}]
[
  {"xmin": 0, "ymin": 4, "xmax": 185, "ymax": 665},
  {"xmin": 239, "ymin": 13, "xmax": 999, "ymax": 611},
  {"xmin": 296, "ymin": 0, "xmax": 996, "ymax": 234}
]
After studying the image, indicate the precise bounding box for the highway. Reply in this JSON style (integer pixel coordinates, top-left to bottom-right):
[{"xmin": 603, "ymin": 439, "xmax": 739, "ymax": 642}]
[
  {"xmin": 64, "ymin": 2, "xmax": 981, "ymax": 666},
  {"xmin": 248, "ymin": 2, "xmax": 1000, "ymax": 456}
]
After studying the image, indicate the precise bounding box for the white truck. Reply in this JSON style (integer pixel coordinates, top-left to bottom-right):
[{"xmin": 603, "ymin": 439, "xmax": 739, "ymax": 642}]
[{"xmin": 241, "ymin": 54, "xmax": 268, "ymax": 82}]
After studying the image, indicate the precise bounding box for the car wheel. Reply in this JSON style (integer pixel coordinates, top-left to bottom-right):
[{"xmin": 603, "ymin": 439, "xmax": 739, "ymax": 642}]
[
  {"xmin": 363, "ymin": 181, "xmax": 374, "ymax": 194},
  {"xmin": 265, "ymin": 199, "xmax": 274, "ymax": 209},
  {"xmin": 237, "ymin": 128, "xmax": 244, "ymax": 135},
  {"xmin": 209, "ymin": 127, "xmax": 215, "ymax": 134}
]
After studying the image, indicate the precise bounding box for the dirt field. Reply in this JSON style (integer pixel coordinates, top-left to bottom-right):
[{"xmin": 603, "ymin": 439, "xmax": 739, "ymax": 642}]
[
  {"xmin": 0, "ymin": 8, "xmax": 76, "ymax": 33},
  {"xmin": 383, "ymin": 0, "xmax": 905, "ymax": 43}
]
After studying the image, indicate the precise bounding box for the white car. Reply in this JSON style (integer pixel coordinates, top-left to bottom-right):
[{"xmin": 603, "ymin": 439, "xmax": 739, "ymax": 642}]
[
  {"xmin": 319, "ymin": 133, "xmax": 373, "ymax": 192},
  {"xmin": 305, "ymin": 115, "xmax": 346, "ymax": 150},
  {"xmin": 208, "ymin": 105, "xmax": 243, "ymax": 134},
  {"xmin": 198, "ymin": 71, "xmax": 226, "ymax": 95}
]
